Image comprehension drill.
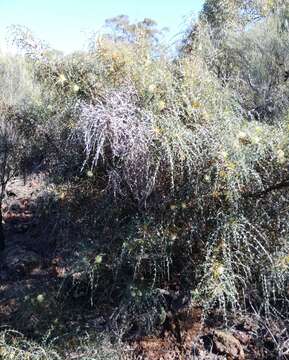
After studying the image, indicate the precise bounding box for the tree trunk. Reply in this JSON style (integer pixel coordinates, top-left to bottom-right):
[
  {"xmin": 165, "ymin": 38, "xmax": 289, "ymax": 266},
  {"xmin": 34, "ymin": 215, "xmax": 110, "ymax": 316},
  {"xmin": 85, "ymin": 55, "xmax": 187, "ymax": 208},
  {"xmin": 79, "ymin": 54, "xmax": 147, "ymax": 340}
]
[{"xmin": 0, "ymin": 202, "xmax": 5, "ymax": 251}]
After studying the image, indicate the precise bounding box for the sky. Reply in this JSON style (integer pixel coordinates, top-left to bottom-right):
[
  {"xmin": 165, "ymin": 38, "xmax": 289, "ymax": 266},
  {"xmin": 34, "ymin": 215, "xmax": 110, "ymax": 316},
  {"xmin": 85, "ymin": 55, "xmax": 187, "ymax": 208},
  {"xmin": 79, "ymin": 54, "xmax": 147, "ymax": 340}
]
[{"xmin": 0, "ymin": 0, "xmax": 204, "ymax": 53}]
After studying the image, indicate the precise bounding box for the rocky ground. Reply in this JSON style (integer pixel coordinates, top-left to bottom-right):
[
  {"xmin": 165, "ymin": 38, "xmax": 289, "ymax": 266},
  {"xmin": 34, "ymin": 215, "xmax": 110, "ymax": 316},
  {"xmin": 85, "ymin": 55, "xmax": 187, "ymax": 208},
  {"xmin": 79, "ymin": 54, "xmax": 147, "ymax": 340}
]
[
  {"xmin": 0, "ymin": 174, "xmax": 287, "ymax": 359},
  {"xmin": 0, "ymin": 174, "xmax": 56, "ymax": 326}
]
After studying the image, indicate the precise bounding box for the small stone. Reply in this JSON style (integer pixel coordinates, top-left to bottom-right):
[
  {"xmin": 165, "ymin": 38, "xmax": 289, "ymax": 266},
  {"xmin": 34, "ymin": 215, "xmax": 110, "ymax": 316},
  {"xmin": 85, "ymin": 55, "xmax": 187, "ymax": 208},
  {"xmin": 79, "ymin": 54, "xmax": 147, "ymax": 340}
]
[
  {"xmin": 5, "ymin": 247, "xmax": 42, "ymax": 275},
  {"xmin": 212, "ymin": 330, "xmax": 245, "ymax": 360}
]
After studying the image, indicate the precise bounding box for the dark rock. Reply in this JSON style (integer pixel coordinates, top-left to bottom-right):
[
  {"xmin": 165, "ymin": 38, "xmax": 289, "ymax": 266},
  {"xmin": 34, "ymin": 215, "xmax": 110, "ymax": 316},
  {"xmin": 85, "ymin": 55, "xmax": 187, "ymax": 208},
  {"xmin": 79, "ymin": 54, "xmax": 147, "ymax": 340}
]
[{"xmin": 4, "ymin": 246, "xmax": 42, "ymax": 276}]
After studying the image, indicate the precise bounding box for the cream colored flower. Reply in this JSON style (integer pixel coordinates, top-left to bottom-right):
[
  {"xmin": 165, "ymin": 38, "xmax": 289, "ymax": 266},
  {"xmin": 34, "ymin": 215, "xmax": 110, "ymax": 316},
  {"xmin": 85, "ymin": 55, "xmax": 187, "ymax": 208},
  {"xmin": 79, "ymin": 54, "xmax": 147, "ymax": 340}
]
[
  {"xmin": 95, "ymin": 255, "xmax": 102, "ymax": 264},
  {"xmin": 170, "ymin": 233, "xmax": 177, "ymax": 241},
  {"xmin": 154, "ymin": 127, "xmax": 162, "ymax": 136},
  {"xmin": 226, "ymin": 162, "xmax": 236, "ymax": 171},
  {"xmin": 191, "ymin": 100, "xmax": 201, "ymax": 109},
  {"xmin": 148, "ymin": 84, "xmax": 156, "ymax": 93},
  {"xmin": 73, "ymin": 84, "xmax": 80, "ymax": 92},
  {"xmin": 111, "ymin": 52, "xmax": 119, "ymax": 60},
  {"xmin": 59, "ymin": 192, "xmax": 66, "ymax": 200},
  {"xmin": 238, "ymin": 131, "xmax": 247, "ymax": 139},
  {"xmin": 215, "ymin": 264, "xmax": 224, "ymax": 276},
  {"xmin": 158, "ymin": 100, "xmax": 166, "ymax": 111},
  {"xmin": 252, "ymin": 136, "xmax": 260, "ymax": 144},
  {"xmin": 219, "ymin": 150, "xmax": 228, "ymax": 159},
  {"xmin": 213, "ymin": 262, "xmax": 225, "ymax": 279},
  {"xmin": 277, "ymin": 149, "xmax": 286, "ymax": 164},
  {"xmin": 58, "ymin": 73, "xmax": 67, "ymax": 84},
  {"xmin": 238, "ymin": 131, "xmax": 251, "ymax": 145},
  {"xmin": 181, "ymin": 202, "xmax": 187, "ymax": 209},
  {"xmin": 255, "ymin": 126, "xmax": 263, "ymax": 134},
  {"xmin": 36, "ymin": 294, "xmax": 45, "ymax": 303}
]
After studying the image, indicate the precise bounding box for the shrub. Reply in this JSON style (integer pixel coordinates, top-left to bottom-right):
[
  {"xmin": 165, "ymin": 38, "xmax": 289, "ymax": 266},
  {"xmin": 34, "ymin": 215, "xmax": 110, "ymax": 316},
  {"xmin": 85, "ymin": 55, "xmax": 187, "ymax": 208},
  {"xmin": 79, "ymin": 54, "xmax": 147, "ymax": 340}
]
[
  {"xmin": 0, "ymin": 330, "xmax": 60, "ymax": 360},
  {"xmin": 1, "ymin": 4, "xmax": 288, "ymax": 342}
]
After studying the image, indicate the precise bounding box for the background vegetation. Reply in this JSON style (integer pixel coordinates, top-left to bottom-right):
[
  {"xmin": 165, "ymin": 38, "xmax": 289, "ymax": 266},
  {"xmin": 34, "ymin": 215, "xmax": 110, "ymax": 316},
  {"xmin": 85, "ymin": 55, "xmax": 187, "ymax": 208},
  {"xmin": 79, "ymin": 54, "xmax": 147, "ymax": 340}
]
[{"xmin": 0, "ymin": 0, "xmax": 288, "ymax": 358}]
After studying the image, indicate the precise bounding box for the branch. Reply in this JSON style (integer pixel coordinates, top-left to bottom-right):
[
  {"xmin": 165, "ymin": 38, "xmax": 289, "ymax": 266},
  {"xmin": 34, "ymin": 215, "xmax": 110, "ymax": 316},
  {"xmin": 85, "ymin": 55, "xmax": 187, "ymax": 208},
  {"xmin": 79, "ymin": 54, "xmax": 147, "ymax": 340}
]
[{"xmin": 245, "ymin": 178, "xmax": 289, "ymax": 199}]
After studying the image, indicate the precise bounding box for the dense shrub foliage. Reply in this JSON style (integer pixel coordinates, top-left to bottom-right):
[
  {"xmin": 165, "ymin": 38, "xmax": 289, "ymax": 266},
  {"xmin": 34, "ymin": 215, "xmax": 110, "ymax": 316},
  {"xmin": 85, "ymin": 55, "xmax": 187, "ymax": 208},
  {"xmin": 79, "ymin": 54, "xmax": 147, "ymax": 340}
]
[{"xmin": 0, "ymin": 0, "xmax": 288, "ymax": 346}]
